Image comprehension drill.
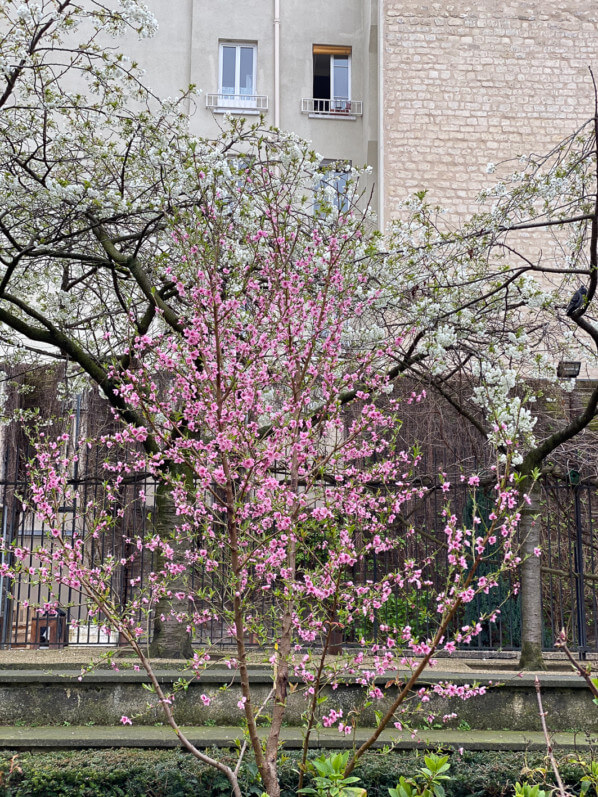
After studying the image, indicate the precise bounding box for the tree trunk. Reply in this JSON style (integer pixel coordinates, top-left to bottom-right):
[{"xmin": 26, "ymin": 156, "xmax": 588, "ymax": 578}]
[
  {"xmin": 518, "ymin": 487, "xmax": 545, "ymax": 670},
  {"xmin": 149, "ymin": 478, "xmax": 193, "ymax": 660}
]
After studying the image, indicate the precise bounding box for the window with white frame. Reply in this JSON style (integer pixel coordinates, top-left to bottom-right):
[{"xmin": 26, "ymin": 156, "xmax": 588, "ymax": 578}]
[
  {"xmin": 312, "ymin": 45, "xmax": 351, "ymax": 113},
  {"xmin": 219, "ymin": 42, "xmax": 257, "ymax": 107},
  {"xmin": 207, "ymin": 43, "xmax": 268, "ymax": 113},
  {"xmin": 315, "ymin": 159, "xmax": 352, "ymax": 214}
]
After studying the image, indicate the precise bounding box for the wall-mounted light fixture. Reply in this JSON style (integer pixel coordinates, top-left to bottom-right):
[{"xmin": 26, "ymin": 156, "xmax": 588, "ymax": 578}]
[{"xmin": 557, "ymin": 361, "xmax": 582, "ymax": 379}]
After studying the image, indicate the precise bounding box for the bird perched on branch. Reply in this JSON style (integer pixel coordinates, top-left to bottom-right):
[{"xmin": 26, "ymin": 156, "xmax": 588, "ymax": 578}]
[{"xmin": 566, "ymin": 286, "xmax": 588, "ymax": 317}]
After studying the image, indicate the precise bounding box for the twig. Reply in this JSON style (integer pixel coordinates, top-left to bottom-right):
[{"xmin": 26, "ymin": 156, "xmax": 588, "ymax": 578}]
[
  {"xmin": 555, "ymin": 629, "xmax": 598, "ymax": 700},
  {"xmin": 234, "ymin": 687, "xmax": 275, "ymax": 777},
  {"xmin": 534, "ymin": 676, "xmax": 569, "ymax": 797}
]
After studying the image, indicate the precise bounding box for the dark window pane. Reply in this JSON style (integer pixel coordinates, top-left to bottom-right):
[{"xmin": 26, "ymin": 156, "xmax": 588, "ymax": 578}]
[{"xmin": 313, "ymin": 53, "xmax": 331, "ymax": 102}]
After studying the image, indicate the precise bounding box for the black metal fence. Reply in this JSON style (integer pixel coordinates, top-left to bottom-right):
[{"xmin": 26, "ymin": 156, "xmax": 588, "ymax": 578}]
[
  {"xmin": 0, "ymin": 443, "xmax": 596, "ymax": 655},
  {"xmin": 539, "ymin": 478, "xmax": 598, "ymax": 656}
]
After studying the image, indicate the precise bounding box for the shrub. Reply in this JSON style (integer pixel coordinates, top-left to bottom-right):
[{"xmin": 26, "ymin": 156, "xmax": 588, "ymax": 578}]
[{"xmin": 0, "ymin": 748, "xmax": 587, "ymax": 797}]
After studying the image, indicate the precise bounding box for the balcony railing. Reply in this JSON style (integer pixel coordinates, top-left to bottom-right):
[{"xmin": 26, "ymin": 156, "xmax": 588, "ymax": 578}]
[
  {"xmin": 301, "ymin": 98, "xmax": 363, "ymax": 117},
  {"xmin": 206, "ymin": 94, "xmax": 268, "ymax": 114}
]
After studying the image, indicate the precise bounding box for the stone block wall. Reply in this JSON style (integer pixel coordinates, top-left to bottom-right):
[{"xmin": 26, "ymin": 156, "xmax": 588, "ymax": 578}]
[{"xmin": 382, "ymin": 1, "xmax": 598, "ymax": 221}]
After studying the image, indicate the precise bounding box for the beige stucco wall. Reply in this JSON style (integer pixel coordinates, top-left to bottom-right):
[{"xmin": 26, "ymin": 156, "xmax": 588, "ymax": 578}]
[
  {"xmin": 118, "ymin": 0, "xmax": 379, "ymax": 212},
  {"xmin": 382, "ymin": 0, "xmax": 598, "ymax": 223}
]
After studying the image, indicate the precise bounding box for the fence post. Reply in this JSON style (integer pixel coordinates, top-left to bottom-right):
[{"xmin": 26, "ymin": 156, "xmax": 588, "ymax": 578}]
[{"xmin": 573, "ymin": 478, "xmax": 587, "ymax": 660}]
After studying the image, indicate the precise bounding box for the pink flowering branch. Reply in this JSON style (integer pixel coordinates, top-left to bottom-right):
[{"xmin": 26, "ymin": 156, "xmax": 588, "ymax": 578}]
[
  {"xmin": 6, "ymin": 478, "xmax": 244, "ymax": 797},
  {"xmin": 555, "ymin": 629, "xmax": 598, "ymax": 700},
  {"xmin": 296, "ymin": 584, "xmax": 342, "ymax": 792},
  {"xmin": 343, "ymin": 472, "xmax": 527, "ymax": 777}
]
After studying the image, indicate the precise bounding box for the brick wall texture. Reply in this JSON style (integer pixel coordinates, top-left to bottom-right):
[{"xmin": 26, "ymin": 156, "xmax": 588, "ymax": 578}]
[{"xmin": 383, "ymin": 1, "xmax": 598, "ymax": 221}]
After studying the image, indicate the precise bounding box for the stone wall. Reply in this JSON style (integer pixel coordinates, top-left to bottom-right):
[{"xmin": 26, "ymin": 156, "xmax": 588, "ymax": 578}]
[
  {"xmin": 382, "ymin": 1, "xmax": 598, "ymax": 221},
  {"xmin": 0, "ymin": 666, "xmax": 595, "ymax": 732}
]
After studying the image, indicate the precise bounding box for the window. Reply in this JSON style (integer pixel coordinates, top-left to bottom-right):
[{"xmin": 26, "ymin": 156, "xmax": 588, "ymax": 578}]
[
  {"xmin": 312, "ymin": 45, "xmax": 351, "ymax": 113},
  {"xmin": 301, "ymin": 45, "xmax": 362, "ymax": 118},
  {"xmin": 220, "ymin": 43, "xmax": 255, "ymax": 98},
  {"xmin": 315, "ymin": 159, "xmax": 352, "ymax": 214},
  {"xmin": 208, "ymin": 42, "xmax": 268, "ymax": 112}
]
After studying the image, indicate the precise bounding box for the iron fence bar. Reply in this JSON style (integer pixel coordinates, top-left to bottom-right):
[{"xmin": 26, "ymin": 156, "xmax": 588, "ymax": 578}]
[
  {"xmin": 573, "ymin": 483, "xmax": 588, "ymax": 660},
  {"xmin": 587, "ymin": 486, "xmax": 598, "ymax": 650}
]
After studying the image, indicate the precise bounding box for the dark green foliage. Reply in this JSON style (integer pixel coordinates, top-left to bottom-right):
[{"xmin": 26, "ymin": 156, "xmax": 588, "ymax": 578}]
[
  {"xmin": 0, "ymin": 748, "xmax": 587, "ymax": 796},
  {"xmin": 0, "ymin": 749, "xmax": 265, "ymax": 797},
  {"xmin": 356, "ymin": 751, "xmax": 585, "ymax": 797},
  {"xmin": 462, "ymin": 490, "xmax": 521, "ymax": 649}
]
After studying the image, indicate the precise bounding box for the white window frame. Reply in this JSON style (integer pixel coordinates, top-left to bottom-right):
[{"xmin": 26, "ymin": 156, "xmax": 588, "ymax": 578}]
[
  {"xmin": 330, "ymin": 54, "xmax": 351, "ymax": 108},
  {"xmin": 218, "ymin": 42, "xmax": 257, "ymax": 109}
]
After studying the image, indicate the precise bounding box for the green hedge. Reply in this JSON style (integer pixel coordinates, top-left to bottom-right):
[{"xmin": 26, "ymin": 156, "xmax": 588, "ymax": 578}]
[{"xmin": 0, "ymin": 748, "xmax": 586, "ymax": 796}]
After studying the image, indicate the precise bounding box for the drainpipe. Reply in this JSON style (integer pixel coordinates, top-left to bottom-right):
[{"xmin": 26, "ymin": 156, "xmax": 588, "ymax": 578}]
[
  {"xmin": 273, "ymin": 0, "xmax": 280, "ymax": 128},
  {"xmin": 377, "ymin": 0, "xmax": 384, "ymax": 229},
  {"xmin": 186, "ymin": 0, "xmax": 194, "ymax": 116}
]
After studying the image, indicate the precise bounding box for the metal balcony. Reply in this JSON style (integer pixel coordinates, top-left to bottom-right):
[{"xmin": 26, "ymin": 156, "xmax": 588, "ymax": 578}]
[
  {"xmin": 301, "ymin": 98, "xmax": 363, "ymax": 118},
  {"xmin": 206, "ymin": 94, "xmax": 268, "ymax": 114}
]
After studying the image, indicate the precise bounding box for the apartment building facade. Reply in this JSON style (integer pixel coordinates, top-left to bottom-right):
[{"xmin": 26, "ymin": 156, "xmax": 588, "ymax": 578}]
[
  {"xmin": 121, "ymin": 0, "xmax": 381, "ymax": 214},
  {"xmin": 122, "ymin": 1, "xmax": 598, "ymax": 226}
]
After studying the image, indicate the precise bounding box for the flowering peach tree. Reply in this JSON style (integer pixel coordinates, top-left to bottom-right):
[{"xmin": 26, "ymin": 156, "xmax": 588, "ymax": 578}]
[{"xmin": 3, "ymin": 148, "xmax": 533, "ymax": 796}]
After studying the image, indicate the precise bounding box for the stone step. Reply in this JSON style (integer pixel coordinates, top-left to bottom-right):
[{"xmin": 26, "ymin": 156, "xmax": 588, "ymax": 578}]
[{"xmin": 0, "ymin": 725, "xmax": 592, "ymax": 752}]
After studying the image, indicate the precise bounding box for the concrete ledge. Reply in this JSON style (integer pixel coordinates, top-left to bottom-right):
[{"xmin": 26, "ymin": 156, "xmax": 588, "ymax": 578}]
[
  {"xmin": 0, "ymin": 667, "xmax": 586, "ymax": 687},
  {"xmin": 0, "ymin": 725, "xmax": 594, "ymax": 752}
]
